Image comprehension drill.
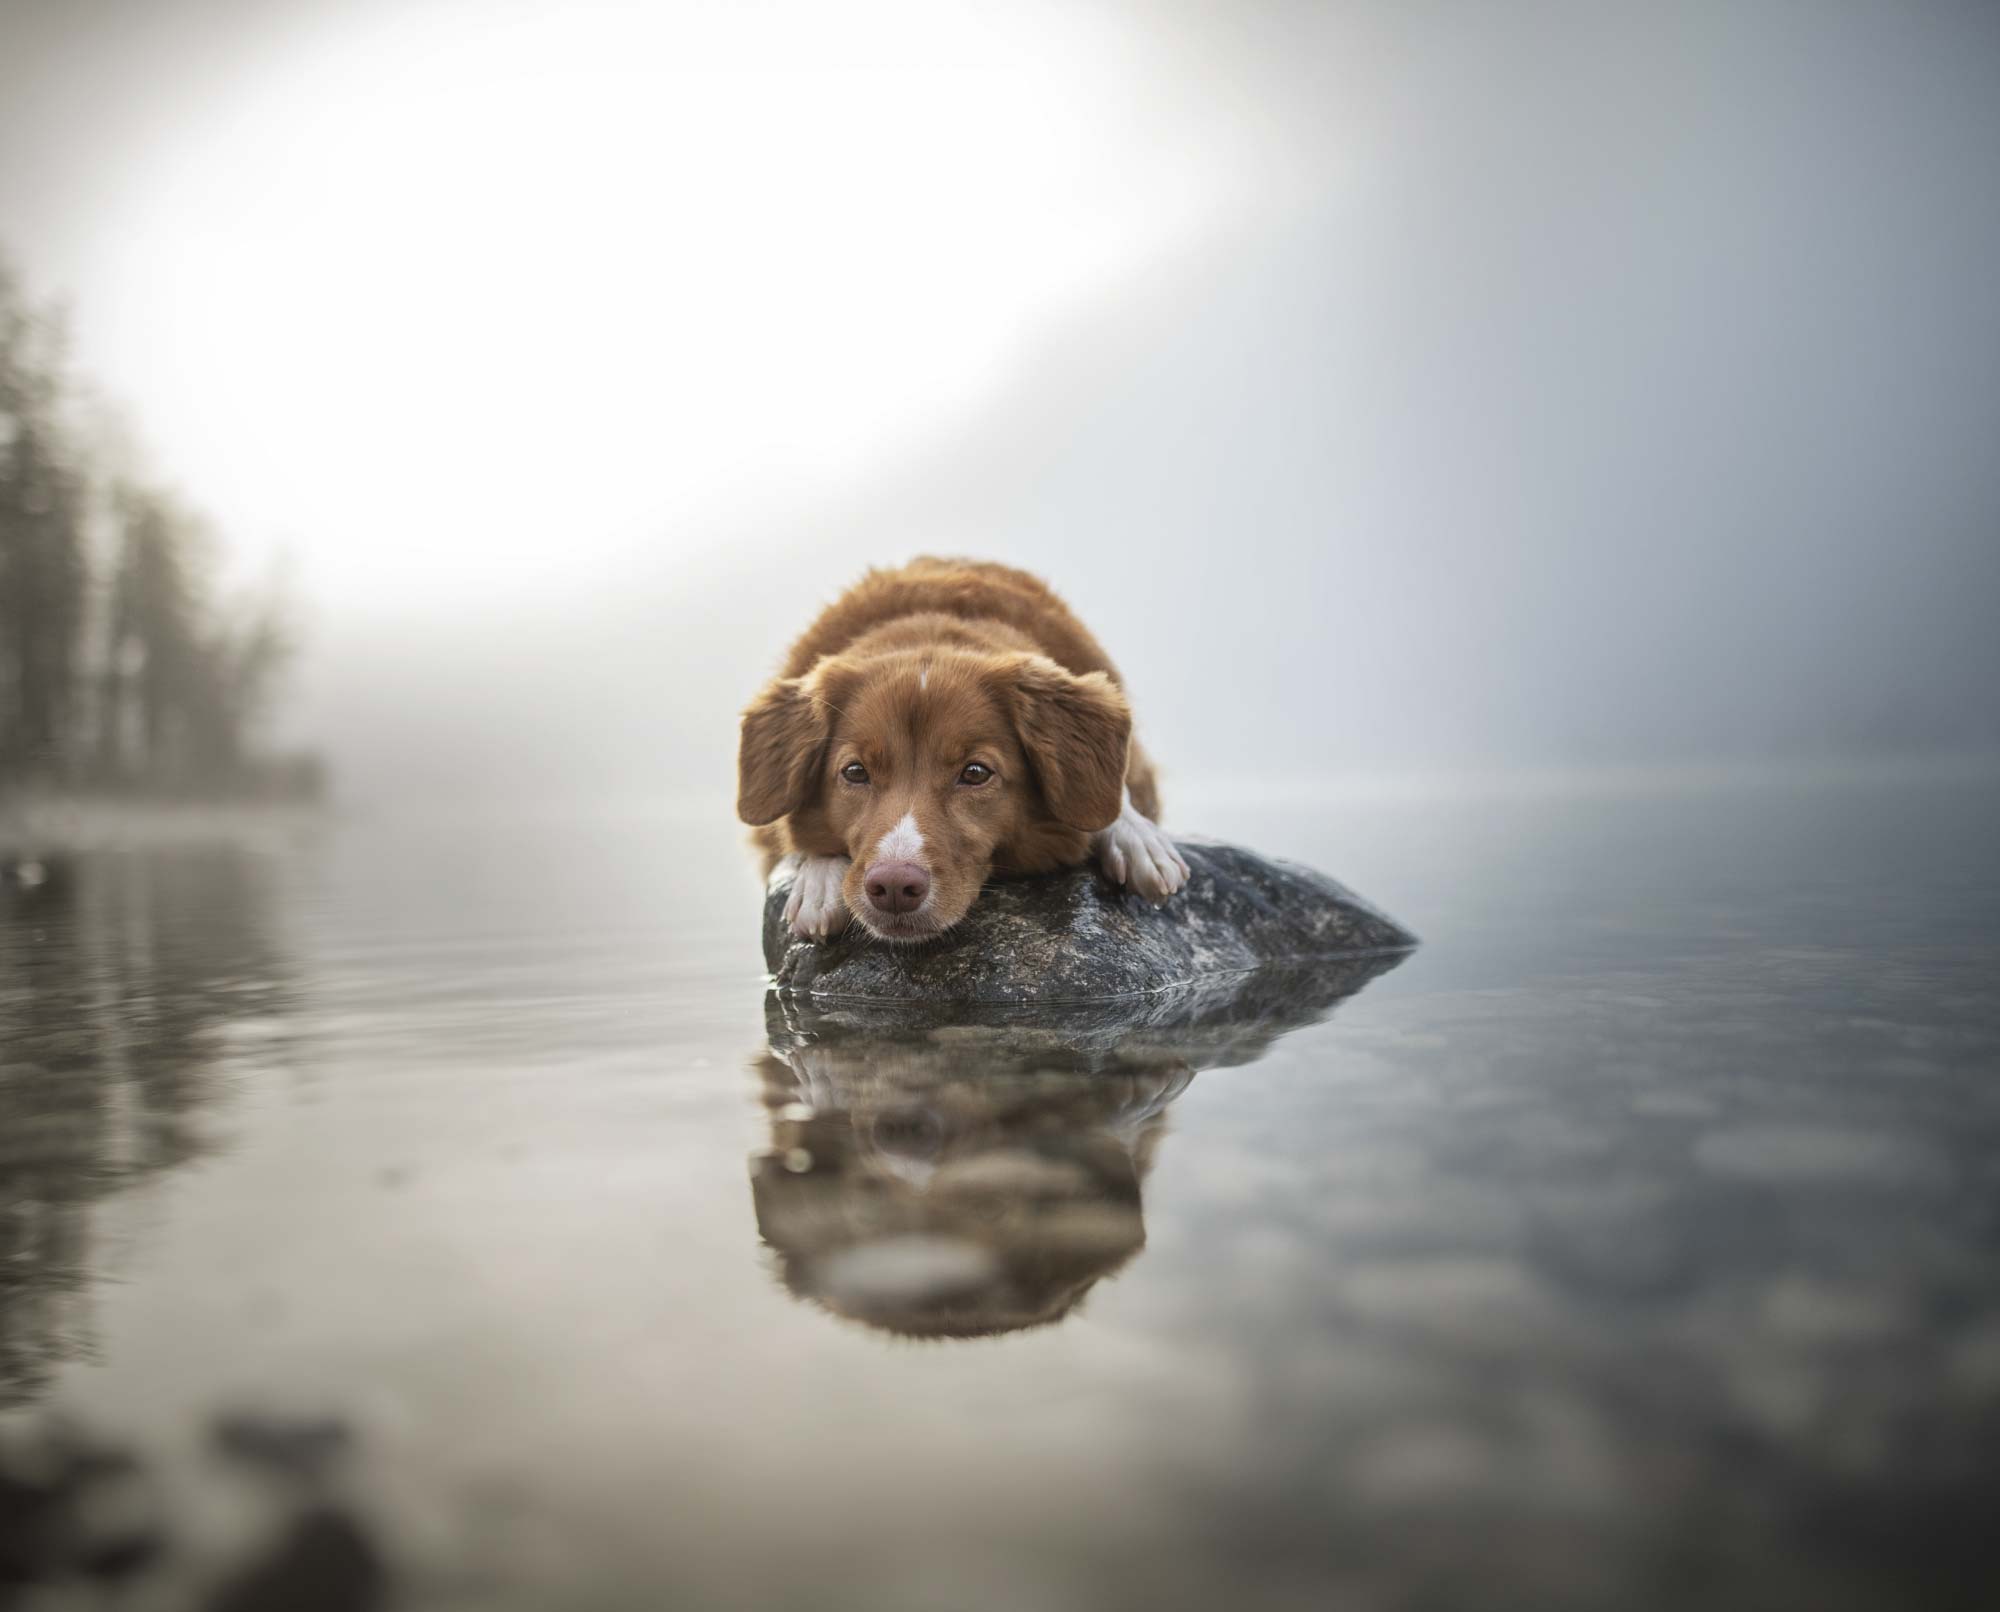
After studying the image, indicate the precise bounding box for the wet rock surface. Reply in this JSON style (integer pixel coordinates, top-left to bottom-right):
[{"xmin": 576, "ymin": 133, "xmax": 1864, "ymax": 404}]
[
  {"xmin": 764, "ymin": 838, "xmax": 1417, "ymax": 1005},
  {"xmin": 766, "ymin": 951, "xmax": 1408, "ymax": 1053}
]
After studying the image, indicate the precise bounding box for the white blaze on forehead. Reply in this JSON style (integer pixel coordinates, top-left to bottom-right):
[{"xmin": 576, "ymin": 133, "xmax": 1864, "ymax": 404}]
[{"xmin": 874, "ymin": 811, "xmax": 926, "ymax": 865}]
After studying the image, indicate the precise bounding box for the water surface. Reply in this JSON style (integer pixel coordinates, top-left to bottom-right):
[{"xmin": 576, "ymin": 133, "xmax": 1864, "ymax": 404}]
[{"xmin": 3, "ymin": 770, "xmax": 1998, "ymax": 1609}]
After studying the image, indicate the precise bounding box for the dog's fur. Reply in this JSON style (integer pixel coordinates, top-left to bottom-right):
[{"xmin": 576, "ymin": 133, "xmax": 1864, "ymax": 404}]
[{"xmin": 738, "ymin": 558, "xmax": 1188, "ymax": 942}]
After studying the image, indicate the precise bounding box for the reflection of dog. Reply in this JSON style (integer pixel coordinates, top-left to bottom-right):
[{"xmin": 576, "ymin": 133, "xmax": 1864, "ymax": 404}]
[
  {"xmin": 738, "ymin": 557, "xmax": 1188, "ymax": 944},
  {"xmin": 750, "ymin": 1036, "xmax": 1192, "ymax": 1340}
]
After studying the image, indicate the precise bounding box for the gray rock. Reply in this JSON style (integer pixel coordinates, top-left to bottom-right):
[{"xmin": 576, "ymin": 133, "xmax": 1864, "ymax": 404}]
[
  {"xmin": 763, "ymin": 838, "xmax": 1417, "ymax": 1009},
  {"xmin": 762, "ymin": 955, "xmax": 1406, "ymax": 1069}
]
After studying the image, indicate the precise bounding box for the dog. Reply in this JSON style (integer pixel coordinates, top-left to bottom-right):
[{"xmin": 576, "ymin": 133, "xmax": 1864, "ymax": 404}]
[{"xmin": 738, "ymin": 558, "xmax": 1189, "ymax": 942}]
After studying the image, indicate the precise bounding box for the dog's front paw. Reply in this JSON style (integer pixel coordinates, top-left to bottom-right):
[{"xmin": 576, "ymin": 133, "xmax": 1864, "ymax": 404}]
[
  {"xmin": 1093, "ymin": 805, "xmax": 1190, "ymax": 906},
  {"xmin": 783, "ymin": 854, "xmax": 853, "ymax": 940}
]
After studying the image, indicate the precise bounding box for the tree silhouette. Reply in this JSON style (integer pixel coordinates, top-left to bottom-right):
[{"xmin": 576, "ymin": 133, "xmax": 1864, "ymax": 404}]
[
  {"xmin": 0, "ymin": 258, "xmax": 89, "ymax": 781},
  {"xmin": 0, "ymin": 249, "xmax": 314, "ymax": 799}
]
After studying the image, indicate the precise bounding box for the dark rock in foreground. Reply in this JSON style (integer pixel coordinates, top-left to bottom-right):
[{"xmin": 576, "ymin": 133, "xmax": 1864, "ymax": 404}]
[{"xmin": 764, "ymin": 838, "xmax": 1417, "ymax": 1009}]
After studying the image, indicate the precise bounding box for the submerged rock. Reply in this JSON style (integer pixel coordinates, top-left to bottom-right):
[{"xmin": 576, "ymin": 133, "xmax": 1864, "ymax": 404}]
[{"xmin": 763, "ymin": 838, "xmax": 1417, "ymax": 1008}]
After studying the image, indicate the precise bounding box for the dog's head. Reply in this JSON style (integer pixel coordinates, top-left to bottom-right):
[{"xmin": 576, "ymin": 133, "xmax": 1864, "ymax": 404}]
[{"xmin": 738, "ymin": 649, "xmax": 1131, "ymax": 941}]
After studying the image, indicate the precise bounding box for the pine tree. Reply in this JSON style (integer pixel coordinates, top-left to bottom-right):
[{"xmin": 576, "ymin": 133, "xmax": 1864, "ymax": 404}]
[{"xmin": 0, "ymin": 258, "xmax": 89, "ymax": 783}]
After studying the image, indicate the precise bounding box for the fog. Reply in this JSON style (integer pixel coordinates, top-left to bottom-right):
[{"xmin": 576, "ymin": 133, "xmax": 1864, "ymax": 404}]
[{"xmin": 4, "ymin": 0, "xmax": 1996, "ymax": 807}]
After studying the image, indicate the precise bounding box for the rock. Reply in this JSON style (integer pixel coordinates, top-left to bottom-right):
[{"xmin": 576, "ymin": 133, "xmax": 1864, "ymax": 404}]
[
  {"xmin": 204, "ymin": 1505, "xmax": 387, "ymax": 1612},
  {"xmin": 761, "ymin": 954, "xmax": 1404, "ymax": 1067},
  {"xmin": 763, "ymin": 837, "xmax": 1417, "ymax": 1009},
  {"xmin": 210, "ymin": 1411, "xmax": 354, "ymax": 1480}
]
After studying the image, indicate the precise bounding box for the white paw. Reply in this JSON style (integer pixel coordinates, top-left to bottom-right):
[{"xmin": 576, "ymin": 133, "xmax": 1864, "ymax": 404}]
[
  {"xmin": 1093, "ymin": 800, "xmax": 1190, "ymax": 905},
  {"xmin": 783, "ymin": 854, "xmax": 853, "ymax": 940}
]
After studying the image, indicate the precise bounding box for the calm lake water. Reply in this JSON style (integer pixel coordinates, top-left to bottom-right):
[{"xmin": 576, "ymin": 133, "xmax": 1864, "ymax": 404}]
[{"xmin": 4, "ymin": 768, "xmax": 1999, "ymax": 1610}]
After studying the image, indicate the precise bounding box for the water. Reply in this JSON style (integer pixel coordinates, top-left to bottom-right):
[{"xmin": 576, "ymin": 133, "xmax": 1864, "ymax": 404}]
[{"xmin": 3, "ymin": 769, "xmax": 1999, "ymax": 1610}]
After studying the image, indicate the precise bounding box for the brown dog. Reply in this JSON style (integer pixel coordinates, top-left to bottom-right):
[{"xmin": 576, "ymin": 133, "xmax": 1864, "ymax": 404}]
[{"xmin": 738, "ymin": 558, "xmax": 1188, "ymax": 942}]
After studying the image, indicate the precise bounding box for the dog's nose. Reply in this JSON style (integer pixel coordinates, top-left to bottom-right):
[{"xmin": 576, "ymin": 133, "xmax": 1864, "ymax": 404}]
[{"xmin": 864, "ymin": 861, "xmax": 930, "ymax": 915}]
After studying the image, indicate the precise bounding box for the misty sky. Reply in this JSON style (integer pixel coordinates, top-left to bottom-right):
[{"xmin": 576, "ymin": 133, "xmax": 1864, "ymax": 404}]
[{"xmin": 2, "ymin": 0, "xmax": 1996, "ymax": 804}]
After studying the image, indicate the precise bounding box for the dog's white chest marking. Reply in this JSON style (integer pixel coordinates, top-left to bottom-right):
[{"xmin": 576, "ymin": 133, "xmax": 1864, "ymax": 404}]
[
  {"xmin": 782, "ymin": 853, "xmax": 853, "ymax": 939},
  {"xmin": 875, "ymin": 811, "xmax": 925, "ymax": 865}
]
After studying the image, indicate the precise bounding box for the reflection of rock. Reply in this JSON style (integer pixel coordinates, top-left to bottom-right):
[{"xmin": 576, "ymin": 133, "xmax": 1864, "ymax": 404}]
[
  {"xmin": 749, "ymin": 954, "xmax": 1402, "ymax": 1340},
  {"xmin": 764, "ymin": 839, "xmax": 1417, "ymax": 1004}
]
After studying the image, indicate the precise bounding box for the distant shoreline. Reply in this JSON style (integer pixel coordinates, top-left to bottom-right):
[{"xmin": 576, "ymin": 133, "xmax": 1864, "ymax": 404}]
[{"xmin": 0, "ymin": 791, "xmax": 333, "ymax": 858}]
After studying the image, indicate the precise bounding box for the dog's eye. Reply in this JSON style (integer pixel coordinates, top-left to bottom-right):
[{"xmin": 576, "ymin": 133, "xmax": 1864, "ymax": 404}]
[
  {"xmin": 959, "ymin": 762, "xmax": 993, "ymax": 786},
  {"xmin": 840, "ymin": 762, "xmax": 870, "ymax": 785}
]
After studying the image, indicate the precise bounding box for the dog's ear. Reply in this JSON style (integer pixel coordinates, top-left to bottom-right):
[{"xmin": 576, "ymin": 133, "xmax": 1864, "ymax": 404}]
[
  {"xmin": 1003, "ymin": 656, "xmax": 1131, "ymax": 832},
  {"xmin": 738, "ymin": 676, "xmax": 831, "ymax": 825}
]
